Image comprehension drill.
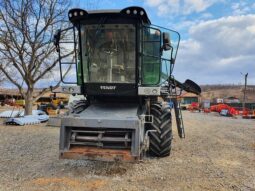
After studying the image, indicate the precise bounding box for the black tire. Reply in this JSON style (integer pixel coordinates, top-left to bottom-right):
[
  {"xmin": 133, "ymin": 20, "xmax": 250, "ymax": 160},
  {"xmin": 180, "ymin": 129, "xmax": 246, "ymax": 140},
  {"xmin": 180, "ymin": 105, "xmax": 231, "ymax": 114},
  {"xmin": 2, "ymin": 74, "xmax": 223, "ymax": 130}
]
[
  {"xmin": 69, "ymin": 99, "xmax": 88, "ymax": 114},
  {"xmin": 148, "ymin": 103, "xmax": 173, "ymax": 157}
]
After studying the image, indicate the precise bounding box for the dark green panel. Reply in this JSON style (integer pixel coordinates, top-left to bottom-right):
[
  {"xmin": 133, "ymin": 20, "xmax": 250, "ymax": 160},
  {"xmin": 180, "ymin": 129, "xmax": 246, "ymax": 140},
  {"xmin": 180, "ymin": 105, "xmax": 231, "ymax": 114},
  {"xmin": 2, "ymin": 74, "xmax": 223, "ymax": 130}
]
[{"xmin": 142, "ymin": 57, "xmax": 160, "ymax": 85}]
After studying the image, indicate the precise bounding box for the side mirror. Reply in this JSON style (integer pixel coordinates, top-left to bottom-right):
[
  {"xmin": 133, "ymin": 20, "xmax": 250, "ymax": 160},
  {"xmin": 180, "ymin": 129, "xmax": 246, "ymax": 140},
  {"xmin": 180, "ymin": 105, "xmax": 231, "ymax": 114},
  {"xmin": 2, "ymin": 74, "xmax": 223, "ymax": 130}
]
[
  {"xmin": 53, "ymin": 29, "xmax": 61, "ymax": 52},
  {"xmin": 162, "ymin": 32, "xmax": 171, "ymax": 51}
]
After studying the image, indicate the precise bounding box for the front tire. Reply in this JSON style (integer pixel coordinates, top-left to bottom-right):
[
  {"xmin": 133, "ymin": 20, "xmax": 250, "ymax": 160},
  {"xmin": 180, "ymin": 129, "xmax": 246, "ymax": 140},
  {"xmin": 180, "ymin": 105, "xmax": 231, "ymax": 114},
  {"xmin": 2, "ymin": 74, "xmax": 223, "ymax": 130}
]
[
  {"xmin": 148, "ymin": 103, "xmax": 173, "ymax": 157},
  {"xmin": 69, "ymin": 99, "xmax": 88, "ymax": 114}
]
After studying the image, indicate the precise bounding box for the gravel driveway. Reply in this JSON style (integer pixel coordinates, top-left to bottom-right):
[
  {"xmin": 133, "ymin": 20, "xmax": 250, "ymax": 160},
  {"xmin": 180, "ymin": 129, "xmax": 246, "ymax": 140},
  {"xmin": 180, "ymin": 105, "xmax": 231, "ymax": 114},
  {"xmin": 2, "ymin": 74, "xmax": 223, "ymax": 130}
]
[{"xmin": 0, "ymin": 111, "xmax": 254, "ymax": 191}]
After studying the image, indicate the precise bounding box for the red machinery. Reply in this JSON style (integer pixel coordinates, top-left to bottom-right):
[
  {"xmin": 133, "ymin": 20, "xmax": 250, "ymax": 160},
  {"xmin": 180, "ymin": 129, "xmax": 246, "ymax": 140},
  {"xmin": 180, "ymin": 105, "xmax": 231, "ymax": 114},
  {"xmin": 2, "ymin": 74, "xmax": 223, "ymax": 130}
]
[
  {"xmin": 242, "ymin": 109, "xmax": 255, "ymax": 119},
  {"xmin": 210, "ymin": 104, "xmax": 229, "ymax": 113},
  {"xmin": 210, "ymin": 104, "xmax": 250, "ymax": 117},
  {"xmin": 188, "ymin": 102, "xmax": 200, "ymax": 112}
]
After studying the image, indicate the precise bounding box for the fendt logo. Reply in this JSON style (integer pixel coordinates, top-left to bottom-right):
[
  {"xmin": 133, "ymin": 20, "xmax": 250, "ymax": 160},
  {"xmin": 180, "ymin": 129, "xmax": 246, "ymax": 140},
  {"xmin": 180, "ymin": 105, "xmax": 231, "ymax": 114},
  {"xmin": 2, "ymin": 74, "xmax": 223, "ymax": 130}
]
[{"xmin": 100, "ymin": 86, "xmax": 116, "ymax": 90}]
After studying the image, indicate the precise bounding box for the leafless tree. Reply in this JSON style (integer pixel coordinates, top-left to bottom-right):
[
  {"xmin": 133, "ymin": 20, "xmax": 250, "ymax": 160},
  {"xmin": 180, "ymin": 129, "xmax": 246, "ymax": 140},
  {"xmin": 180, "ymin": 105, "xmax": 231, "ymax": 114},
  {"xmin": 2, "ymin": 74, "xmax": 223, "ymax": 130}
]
[
  {"xmin": 0, "ymin": 0, "xmax": 72, "ymax": 115},
  {"xmin": 0, "ymin": 66, "xmax": 6, "ymax": 85}
]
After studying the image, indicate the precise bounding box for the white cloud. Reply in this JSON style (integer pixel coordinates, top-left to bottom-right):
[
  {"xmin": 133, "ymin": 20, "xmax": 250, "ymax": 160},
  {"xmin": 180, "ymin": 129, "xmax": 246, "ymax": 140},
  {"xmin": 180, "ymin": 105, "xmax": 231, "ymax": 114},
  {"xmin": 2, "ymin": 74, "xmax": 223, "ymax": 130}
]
[
  {"xmin": 174, "ymin": 14, "xmax": 255, "ymax": 84},
  {"xmin": 247, "ymin": 25, "xmax": 255, "ymax": 34},
  {"xmin": 145, "ymin": 0, "xmax": 222, "ymax": 16},
  {"xmin": 173, "ymin": 20, "xmax": 198, "ymax": 31},
  {"xmin": 231, "ymin": 2, "xmax": 253, "ymax": 15},
  {"xmin": 146, "ymin": 0, "xmax": 181, "ymax": 15},
  {"xmin": 146, "ymin": 0, "xmax": 166, "ymax": 7},
  {"xmin": 183, "ymin": 0, "xmax": 213, "ymax": 14},
  {"xmin": 167, "ymin": 12, "xmax": 213, "ymax": 31}
]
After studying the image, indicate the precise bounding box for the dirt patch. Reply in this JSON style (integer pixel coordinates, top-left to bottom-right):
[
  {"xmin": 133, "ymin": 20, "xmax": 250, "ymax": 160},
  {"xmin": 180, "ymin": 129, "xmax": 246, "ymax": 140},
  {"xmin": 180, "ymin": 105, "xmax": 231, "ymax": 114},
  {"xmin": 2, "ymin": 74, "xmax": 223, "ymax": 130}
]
[
  {"xmin": 25, "ymin": 178, "xmax": 107, "ymax": 191},
  {"xmin": 0, "ymin": 111, "xmax": 254, "ymax": 191},
  {"xmin": 101, "ymin": 166, "xmax": 127, "ymax": 176},
  {"xmin": 31, "ymin": 177, "xmax": 82, "ymax": 187}
]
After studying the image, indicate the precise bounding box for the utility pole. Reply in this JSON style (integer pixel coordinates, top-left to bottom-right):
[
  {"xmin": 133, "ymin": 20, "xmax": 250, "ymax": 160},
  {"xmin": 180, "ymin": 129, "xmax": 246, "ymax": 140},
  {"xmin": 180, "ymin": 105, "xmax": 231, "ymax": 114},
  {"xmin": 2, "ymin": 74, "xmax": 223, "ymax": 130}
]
[{"xmin": 242, "ymin": 73, "xmax": 248, "ymax": 113}]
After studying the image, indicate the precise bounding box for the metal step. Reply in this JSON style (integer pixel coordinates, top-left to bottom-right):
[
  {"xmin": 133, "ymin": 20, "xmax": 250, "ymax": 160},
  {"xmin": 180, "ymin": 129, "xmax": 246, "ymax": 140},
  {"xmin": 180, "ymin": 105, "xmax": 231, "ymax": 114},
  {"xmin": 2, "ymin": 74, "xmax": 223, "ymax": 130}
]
[{"xmin": 172, "ymin": 98, "xmax": 185, "ymax": 138}]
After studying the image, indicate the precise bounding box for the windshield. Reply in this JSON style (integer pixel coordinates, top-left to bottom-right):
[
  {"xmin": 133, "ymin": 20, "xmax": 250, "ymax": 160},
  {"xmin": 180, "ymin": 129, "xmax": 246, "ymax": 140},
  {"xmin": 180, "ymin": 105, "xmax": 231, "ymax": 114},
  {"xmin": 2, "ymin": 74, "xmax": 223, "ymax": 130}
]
[{"xmin": 81, "ymin": 24, "xmax": 136, "ymax": 83}]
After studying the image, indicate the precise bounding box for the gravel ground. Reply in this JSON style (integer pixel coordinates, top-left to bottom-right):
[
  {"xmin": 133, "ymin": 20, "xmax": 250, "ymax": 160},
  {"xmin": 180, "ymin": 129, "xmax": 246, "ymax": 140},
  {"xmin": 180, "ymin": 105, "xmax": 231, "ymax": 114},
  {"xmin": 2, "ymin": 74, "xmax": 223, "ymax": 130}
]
[{"xmin": 0, "ymin": 111, "xmax": 254, "ymax": 191}]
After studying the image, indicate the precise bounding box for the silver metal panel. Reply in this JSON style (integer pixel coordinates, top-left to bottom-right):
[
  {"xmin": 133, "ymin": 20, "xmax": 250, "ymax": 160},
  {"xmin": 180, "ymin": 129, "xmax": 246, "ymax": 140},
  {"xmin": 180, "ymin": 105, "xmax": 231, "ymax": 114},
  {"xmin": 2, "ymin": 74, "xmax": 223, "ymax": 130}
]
[
  {"xmin": 62, "ymin": 117, "xmax": 139, "ymax": 129},
  {"xmin": 62, "ymin": 104, "xmax": 139, "ymax": 128},
  {"xmin": 138, "ymin": 86, "xmax": 161, "ymax": 95},
  {"xmin": 80, "ymin": 104, "xmax": 138, "ymax": 118},
  {"xmin": 47, "ymin": 117, "xmax": 62, "ymax": 127},
  {"xmin": 60, "ymin": 104, "xmax": 144, "ymax": 157}
]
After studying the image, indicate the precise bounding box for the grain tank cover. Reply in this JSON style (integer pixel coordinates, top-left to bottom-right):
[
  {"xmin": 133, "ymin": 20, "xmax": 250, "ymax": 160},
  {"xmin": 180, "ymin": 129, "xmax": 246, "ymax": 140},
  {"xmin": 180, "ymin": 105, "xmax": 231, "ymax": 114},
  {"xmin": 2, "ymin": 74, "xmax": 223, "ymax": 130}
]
[{"xmin": 68, "ymin": 6, "xmax": 151, "ymax": 24}]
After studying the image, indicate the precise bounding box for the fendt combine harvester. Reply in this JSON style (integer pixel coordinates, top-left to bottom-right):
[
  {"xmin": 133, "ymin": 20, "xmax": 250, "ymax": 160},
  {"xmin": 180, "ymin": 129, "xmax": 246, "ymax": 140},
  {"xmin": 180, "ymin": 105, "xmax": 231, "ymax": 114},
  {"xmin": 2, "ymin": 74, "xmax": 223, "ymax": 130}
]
[{"xmin": 54, "ymin": 7, "xmax": 201, "ymax": 161}]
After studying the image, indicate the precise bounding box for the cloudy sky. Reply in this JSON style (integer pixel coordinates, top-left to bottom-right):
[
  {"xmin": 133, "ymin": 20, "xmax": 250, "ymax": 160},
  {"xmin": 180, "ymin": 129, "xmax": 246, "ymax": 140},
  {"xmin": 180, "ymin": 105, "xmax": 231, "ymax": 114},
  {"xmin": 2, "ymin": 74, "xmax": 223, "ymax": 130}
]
[{"xmin": 77, "ymin": 0, "xmax": 255, "ymax": 85}]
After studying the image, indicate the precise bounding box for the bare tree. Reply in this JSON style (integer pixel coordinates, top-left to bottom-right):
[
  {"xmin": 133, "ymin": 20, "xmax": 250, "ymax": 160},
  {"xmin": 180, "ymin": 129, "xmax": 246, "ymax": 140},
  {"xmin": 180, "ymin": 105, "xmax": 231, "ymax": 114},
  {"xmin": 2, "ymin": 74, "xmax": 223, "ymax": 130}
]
[
  {"xmin": 0, "ymin": 67, "xmax": 6, "ymax": 85},
  {"xmin": 0, "ymin": 0, "xmax": 72, "ymax": 115}
]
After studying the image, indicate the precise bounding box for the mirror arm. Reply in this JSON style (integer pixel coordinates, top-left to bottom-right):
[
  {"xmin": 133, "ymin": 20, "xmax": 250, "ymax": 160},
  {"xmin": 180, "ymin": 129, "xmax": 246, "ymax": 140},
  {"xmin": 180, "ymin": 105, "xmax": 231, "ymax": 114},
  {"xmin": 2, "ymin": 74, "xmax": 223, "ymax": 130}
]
[
  {"xmin": 170, "ymin": 47, "xmax": 175, "ymax": 64},
  {"xmin": 160, "ymin": 46, "xmax": 164, "ymax": 55}
]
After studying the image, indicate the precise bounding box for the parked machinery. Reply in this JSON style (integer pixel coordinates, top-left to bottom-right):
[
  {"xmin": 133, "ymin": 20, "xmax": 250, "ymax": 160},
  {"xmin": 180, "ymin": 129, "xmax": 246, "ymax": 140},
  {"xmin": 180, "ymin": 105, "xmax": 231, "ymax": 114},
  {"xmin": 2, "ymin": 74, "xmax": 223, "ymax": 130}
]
[{"xmin": 54, "ymin": 7, "xmax": 201, "ymax": 161}]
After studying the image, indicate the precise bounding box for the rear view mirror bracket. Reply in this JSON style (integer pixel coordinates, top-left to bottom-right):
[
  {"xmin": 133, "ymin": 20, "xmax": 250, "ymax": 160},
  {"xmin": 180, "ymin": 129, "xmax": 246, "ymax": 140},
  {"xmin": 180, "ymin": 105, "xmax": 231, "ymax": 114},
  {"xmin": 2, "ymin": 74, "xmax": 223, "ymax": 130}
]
[{"xmin": 162, "ymin": 32, "xmax": 171, "ymax": 51}]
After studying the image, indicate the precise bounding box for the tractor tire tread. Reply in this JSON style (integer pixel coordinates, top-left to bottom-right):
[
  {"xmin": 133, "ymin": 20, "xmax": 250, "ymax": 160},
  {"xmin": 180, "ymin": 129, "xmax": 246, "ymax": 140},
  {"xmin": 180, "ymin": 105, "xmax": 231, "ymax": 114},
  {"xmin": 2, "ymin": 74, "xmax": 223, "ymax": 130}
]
[{"xmin": 148, "ymin": 102, "xmax": 173, "ymax": 157}]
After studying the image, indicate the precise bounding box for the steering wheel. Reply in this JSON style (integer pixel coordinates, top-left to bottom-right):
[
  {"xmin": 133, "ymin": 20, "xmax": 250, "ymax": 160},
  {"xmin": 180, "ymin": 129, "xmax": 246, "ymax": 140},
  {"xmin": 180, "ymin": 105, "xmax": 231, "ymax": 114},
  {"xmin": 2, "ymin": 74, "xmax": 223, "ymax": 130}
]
[
  {"xmin": 99, "ymin": 41, "xmax": 120, "ymax": 56},
  {"xmin": 98, "ymin": 41, "xmax": 135, "ymax": 55}
]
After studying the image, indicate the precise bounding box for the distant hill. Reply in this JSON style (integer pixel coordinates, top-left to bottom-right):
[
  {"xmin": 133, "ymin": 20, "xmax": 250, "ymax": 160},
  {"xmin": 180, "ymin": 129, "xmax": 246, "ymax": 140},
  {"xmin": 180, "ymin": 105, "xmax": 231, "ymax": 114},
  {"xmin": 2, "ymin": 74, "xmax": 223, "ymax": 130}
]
[{"xmin": 200, "ymin": 85, "xmax": 255, "ymax": 102}]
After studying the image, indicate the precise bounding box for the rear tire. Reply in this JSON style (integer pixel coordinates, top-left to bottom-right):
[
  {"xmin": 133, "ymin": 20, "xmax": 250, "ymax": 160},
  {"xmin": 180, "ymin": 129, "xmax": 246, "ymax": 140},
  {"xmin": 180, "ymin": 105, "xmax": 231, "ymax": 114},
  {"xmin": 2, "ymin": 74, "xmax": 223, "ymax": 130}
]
[{"xmin": 148, "ymin": 103, "xmax": 173, "ymax": 157}]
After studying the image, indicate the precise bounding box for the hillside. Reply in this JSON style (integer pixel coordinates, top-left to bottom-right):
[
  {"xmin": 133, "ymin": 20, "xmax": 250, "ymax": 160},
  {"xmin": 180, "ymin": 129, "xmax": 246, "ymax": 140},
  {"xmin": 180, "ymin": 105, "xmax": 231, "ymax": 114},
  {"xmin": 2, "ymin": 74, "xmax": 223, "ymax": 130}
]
[{"xmin": 200, "ymin": 85, "xmax": 255, "ymax": 102}]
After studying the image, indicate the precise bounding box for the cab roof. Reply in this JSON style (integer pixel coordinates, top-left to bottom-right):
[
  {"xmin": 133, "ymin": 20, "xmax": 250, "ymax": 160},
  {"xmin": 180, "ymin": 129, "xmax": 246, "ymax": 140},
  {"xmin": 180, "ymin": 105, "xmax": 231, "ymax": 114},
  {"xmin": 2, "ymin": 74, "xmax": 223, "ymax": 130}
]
[{"xmin": 68, "ymin": 6, "xmax": 151, "ymax": 24}]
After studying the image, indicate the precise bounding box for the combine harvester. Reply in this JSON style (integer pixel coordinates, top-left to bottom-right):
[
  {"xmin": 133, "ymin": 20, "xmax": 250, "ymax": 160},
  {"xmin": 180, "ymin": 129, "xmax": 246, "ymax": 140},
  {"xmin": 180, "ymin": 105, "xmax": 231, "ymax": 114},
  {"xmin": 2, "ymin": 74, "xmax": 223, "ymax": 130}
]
[{"xmin": 53, "ymin": 6, "xmax": 201, "ymax": 161}]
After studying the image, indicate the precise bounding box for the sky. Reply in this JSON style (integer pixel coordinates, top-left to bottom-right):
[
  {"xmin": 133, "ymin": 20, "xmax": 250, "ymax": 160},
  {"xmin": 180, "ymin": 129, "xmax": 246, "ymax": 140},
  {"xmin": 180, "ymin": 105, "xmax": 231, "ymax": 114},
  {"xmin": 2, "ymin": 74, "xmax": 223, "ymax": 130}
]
[{"xmin": 76, "ymin": 0, "xmax": 255, "ymax": 85}]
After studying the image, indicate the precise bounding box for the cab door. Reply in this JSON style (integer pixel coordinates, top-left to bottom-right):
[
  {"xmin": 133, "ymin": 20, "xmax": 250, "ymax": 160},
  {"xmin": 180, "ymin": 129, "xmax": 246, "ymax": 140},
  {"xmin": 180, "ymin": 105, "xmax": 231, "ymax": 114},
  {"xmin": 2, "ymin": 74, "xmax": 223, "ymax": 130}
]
[
  {"xmin": 141, "ymin": 26, "xmax": 161, "ymax": 86},
  {"xmin": 55, "ymin": 26, "xmax": 79, "ymax": 84}
]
